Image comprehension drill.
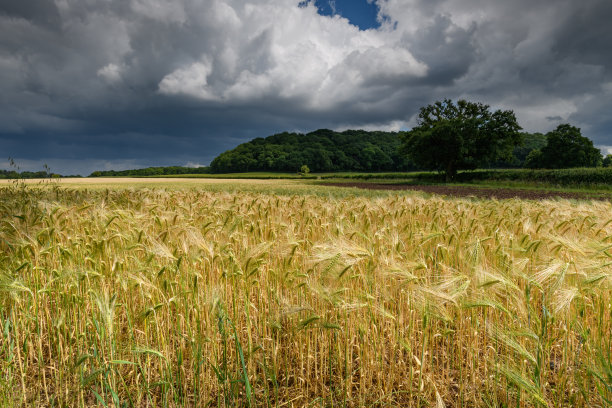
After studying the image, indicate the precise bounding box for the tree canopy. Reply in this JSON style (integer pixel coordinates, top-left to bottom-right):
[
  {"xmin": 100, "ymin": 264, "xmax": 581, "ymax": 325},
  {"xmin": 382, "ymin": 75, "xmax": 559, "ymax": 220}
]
[
  {"xmin": 494, "ymin": 132, "xmax": 547, "ymax": 168},
  {"xmin": 209, "ymin": 129, "xmax": 413, "ymax": 173},
  {"xmin": 400, "ymin": 99, "xmax": 522, "ymax": 180},
  {"xmin": 0, "ymin": 169, "xmax": 55, "ymax": 179},
  {"xmin": 524, "ymin": 124, "xmax": 602, "ymax": 169}
]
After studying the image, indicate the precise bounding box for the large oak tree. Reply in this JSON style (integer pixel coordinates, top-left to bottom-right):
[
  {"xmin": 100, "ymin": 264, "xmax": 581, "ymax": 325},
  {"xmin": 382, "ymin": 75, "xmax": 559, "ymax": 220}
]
[{"xmin": 400, "ymin": 99, "xmax": 522, "ymax": 181}]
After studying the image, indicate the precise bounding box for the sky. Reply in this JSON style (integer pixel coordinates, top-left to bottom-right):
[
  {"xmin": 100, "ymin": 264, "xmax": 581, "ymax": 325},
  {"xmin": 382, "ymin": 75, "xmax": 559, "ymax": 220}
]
[{"xmin": 1, "ymin": 0, "xmax": 611, "ymax": 175}]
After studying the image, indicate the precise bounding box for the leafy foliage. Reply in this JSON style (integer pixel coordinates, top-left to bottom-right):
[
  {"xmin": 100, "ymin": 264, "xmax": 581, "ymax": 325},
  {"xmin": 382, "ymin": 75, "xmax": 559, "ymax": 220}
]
[
  {"xmin": 495, "ymin": 132, "xmax": 547, "ymax": 168},
  {"xmin": 525, "ymin": 124, "xmax": 602, "ymax": 169},
  {"xmin": 209, "ymin": 129, "xmax": 413, "ymax": 173},
  {"xmin": 0, "ymin": 159, "xmax": 69, "ymax": 178},
  {"xmin": 0, "ymin": 169, "xmax": 55, "ymax": 179},
  {"xmin": 400, "ymin": 99, "xmax": 522, "ymax": 180}
]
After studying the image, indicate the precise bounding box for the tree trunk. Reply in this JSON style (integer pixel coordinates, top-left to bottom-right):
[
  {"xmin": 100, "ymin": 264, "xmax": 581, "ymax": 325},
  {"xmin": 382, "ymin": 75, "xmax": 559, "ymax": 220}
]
[{"xmin": 445, "ymin": 161, "xmax": 455, "ymax": 182}]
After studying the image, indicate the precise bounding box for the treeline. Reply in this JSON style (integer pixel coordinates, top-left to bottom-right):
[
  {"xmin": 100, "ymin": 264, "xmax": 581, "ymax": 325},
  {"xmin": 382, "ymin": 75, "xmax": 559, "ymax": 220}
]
[
  {"xmin": 86, "ymin": 120, "xmax": 610, "ymax": 177},
  {"xmin": 210, "ymin": 129, "xmax": 414, "ymax": 173},
  {"xmin": 209, "ymin": 128, "xmax": 567, "ymax": 173},
  {"xmin": 89, "ymin": 166, "xmax": 210, "ymax": 177},
  {"xmin": 22, "ymin": 121, "xmax": 607, "ymax": 179},
  {"xmin": 0, "ymin": 170, "xmax": 78, "ymax": 179},
  {"xmin": 0, "ymin": 169, "xmax": 49, "ymax": 179},
  {"xmin": 521, "ymin": 124, "xmax": 605, "ymax": 169},
  {"xmin": 492, "ymin": 130, "xmax": 609, "ymax": 169}
]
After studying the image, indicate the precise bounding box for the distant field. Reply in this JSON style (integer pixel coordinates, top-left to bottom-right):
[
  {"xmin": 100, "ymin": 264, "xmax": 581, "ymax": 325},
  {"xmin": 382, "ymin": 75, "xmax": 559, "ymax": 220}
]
[
  {"xmin": 323, "ymin": 181, "xmax": 612, "ymax": 201},
  {"xmin": 0, "ymin": 177, "xmax": 400, "ymax": 198},
  {"xmin": 143, "ymin": 171, "xmax": 418, "ymax": 180},
  {"xmin": 158, "ymin": 172, "xmax": 313, "ymax": 179},
  {"xmin": 140, "ymin": 167, "xmax": 612, "ymax": 191},
  {"xmin": 0, "ymin": 180, "xmax": 610, "ymax": 407},
  {"xmin": 101, "ymin": 168, "xmax": 612, "ymax": 198},
  {"xmin": 0, "ymin": 177, "xmax": 292, "ymax": 185},
  {"xmin": 4, "ymin": 174, "xmax": 612, "ymax": 201}
]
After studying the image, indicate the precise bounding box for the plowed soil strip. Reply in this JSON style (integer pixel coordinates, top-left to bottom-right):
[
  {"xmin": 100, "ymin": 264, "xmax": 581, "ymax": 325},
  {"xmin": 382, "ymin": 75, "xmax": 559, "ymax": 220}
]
[{"xmin": 324, "ymin": 182, "xmax": 611, "ymax": 201}]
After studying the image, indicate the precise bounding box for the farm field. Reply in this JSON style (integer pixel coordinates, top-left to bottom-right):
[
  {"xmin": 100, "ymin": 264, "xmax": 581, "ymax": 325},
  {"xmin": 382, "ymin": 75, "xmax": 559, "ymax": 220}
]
[
  {"xmin": 321, "ymin": 182, "xmax": 612, "ymax": 201},
  {"xmin": 145, "ymin": 168, "xmax": 612, "ymax": 190},
  {"xmin": 0, "ymin": 179, "xmax": 611, "ymax": 407}
]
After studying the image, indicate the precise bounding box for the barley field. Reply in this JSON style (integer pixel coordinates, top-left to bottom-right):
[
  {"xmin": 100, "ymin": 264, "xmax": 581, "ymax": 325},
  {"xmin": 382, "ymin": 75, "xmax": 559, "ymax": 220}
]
[{"xmin": 0, "ymin": 181, "xmax": 610, "ymax": 407}]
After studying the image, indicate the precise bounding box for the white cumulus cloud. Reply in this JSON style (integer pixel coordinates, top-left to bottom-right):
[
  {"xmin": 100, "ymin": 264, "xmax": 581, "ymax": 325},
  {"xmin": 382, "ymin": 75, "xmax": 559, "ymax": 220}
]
[
  {"xmin": 159, "ymin": 60, "xmax": 216, "ymax": 100},
  {"xmin": 153, "ymin": 0, "xmax": 427, "ymax": 110},
  {"xmin": 97, "ymin": 63, "xmax": 124, "ymax": 83}
]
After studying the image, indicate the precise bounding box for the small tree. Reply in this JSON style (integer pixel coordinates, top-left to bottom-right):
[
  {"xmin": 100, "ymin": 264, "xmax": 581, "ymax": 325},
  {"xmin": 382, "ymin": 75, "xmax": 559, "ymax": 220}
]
[
  {"xmin": 603, "ymin": 154, "xmax": 612, "ymax": 167},
  {"xmin": 524, "ymin": 149, "xmax": 543, "ymax": 169},
  {"xmin": 533, "ymin": 124, "xmax": 602, "ymax": 168},
  {"xmin": 299, "ymin": 164, "xmax": 310, "ymax": 175},
  {"xmin": 400, "ymin": 99, "xmax": 522, "ymax": 181}
]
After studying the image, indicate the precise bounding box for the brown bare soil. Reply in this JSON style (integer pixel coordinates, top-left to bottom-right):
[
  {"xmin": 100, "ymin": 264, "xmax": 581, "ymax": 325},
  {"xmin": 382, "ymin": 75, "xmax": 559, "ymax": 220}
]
[{"xmin": 324, "ymin": 182, "xmax": 611, "ymax": 201}]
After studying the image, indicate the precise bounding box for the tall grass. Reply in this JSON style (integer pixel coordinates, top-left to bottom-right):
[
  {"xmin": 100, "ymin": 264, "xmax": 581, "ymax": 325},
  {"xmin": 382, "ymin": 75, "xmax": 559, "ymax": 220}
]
[{"xmin": 0, "ymin": 184, "xmax": 610, "ymax": 407}]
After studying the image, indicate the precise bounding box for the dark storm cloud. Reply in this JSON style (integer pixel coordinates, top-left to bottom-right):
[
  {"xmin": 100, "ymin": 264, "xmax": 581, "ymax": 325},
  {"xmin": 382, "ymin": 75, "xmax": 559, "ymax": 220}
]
[
  {"xmin": 546, "ymin": 116, "xmax": 563, "ymax": 122},
  {"xmin": 407, "ymin": 14, "xmax": 477, "ymax": 86},
  {"xmin": 377, "ymin": 0, "xmax": 612, "ymax": 138},
  {"xmin": 0, "ymin": 0, "xmax": 611, "ymax": 175},
  {"xmin": 552, "ymin": 1, "xmax": 612, "ymax": 71},
  {"xmin": 0, "ymin": 0, "xmax": 61, "ymax": 28}
]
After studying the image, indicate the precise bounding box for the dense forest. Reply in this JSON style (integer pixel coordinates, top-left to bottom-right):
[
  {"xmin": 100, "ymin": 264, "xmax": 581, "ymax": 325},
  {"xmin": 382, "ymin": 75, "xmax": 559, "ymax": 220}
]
[
  {"xmin": 209, "ymin": 129, "xmax": 414, "ymax": 173},
  {"xmin": 83, "ymin": 126, "xmax": 611, "ymax": 177},
  {"xmin": 209, "ymin": 129, "xmax": 559, "ymax": 173}
]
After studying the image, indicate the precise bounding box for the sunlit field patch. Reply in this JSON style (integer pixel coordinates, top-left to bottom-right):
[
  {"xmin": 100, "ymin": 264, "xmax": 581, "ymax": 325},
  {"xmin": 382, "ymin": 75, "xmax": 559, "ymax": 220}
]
[{"xmin": 0, "ymin": 181, "xmax": 610, "ymax": 407}]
